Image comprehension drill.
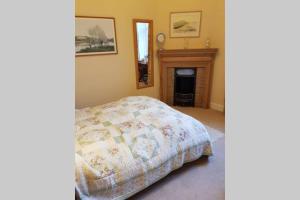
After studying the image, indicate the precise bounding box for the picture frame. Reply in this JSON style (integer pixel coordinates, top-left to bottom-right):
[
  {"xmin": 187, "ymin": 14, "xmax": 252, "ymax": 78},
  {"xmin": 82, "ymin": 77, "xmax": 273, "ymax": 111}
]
[
  {"xmin": 75, "ymin": 16, "xmax": 118, "ymax": 56},
  {"xmin": 170, "ymin": 11, "xmax": 202, "ymax": 38}
]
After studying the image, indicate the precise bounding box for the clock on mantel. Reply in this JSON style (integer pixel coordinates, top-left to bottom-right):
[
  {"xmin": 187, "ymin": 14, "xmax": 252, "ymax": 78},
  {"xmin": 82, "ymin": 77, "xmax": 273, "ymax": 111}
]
[{"xmin": 156, "ymin": 33, "xmax": 166, "ymax": 50}]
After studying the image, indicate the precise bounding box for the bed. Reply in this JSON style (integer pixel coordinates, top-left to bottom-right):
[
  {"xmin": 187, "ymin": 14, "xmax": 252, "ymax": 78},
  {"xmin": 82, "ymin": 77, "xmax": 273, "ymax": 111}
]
[{"xmin": 75, "ymin": 96, "xmax": 212, "ymax": 200}]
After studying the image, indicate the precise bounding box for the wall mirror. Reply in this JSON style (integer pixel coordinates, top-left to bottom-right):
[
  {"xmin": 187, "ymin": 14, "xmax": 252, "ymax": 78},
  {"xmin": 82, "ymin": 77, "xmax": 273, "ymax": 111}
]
[{"xmin": 133, "ymin": 19, "xmax": 154, "ymax": 89}]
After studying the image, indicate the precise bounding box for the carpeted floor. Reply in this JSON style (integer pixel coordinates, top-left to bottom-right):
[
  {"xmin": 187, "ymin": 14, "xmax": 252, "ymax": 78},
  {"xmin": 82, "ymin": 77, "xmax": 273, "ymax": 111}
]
[{"xmin": 129, "ymin": 107, "xmax": 225, "ymax": 200}]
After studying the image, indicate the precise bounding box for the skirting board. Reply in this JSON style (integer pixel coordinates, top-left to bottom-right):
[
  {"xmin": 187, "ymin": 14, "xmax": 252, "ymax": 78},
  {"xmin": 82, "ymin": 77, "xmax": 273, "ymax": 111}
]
[{"xmin": 210, "ymin": 102, "xmax": 224, "ymax": 112}]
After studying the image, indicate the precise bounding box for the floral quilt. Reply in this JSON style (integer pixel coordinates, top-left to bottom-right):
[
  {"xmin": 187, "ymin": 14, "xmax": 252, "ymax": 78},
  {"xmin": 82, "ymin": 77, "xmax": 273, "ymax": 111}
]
[{"xmin": 75, "ymin": 96, "xmax": 212, "ymax": 200}]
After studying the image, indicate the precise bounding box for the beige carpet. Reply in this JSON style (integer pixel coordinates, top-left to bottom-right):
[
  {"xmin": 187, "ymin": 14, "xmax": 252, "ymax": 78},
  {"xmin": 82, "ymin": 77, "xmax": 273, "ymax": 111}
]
[
  {"xmin": 206, "ymin": 126, "xmax": 224, "ymax": 143},
  {"xmin": 129, "ymin": 107, "xmax": 225, "ymax": 200}
]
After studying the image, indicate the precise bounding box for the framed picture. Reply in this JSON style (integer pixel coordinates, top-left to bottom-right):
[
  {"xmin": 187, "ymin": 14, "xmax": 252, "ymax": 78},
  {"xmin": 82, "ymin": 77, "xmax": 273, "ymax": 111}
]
[
  {"xmin": 75, "ymin": 16, "xmax": 118, "ymax": 56},
  {"xmin": 170, "ymin": 11, "xmax": 202, "ymax": 38}
]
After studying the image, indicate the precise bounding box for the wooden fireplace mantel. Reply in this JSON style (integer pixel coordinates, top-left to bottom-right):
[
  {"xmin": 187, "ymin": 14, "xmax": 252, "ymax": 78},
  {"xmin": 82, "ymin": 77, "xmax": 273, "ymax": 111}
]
[
  {"xmin": 158, "ymin": 48, "xmax": 218, "ymax": 58},
  {"xmin": 158, "ymin": 48, "xmax": 218, "ymax": 108}
]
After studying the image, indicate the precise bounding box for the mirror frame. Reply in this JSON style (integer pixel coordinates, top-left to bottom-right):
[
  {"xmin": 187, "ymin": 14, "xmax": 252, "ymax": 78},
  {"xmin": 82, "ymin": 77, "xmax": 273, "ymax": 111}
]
[{"xmin": 132, "ymin": 19, "xmax": 154, "ymax": 89}]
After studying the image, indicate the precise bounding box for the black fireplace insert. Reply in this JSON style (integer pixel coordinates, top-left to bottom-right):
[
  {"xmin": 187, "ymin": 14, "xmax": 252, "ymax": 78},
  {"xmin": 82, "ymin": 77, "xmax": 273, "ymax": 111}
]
[{"xmin": 174, "ymin": 68, "xmax": 196, "ymax": 106}]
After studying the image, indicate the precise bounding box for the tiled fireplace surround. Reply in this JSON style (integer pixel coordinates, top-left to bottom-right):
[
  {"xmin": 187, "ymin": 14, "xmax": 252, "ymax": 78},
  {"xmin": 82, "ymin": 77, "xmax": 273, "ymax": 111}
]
[{"xmin": 158, "ymin": 49, "xmax": 218, "ymax": 108}]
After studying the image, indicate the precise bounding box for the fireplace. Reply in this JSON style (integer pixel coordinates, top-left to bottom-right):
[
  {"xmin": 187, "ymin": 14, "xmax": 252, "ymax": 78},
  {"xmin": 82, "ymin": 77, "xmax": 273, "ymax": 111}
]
[
  {"xmin": 174, "ymin": 68, "xmax": 196, "ymax": 106},
  {"xmin": 158, "ymin": 49, "xmax": 218, "ymax": 108}
]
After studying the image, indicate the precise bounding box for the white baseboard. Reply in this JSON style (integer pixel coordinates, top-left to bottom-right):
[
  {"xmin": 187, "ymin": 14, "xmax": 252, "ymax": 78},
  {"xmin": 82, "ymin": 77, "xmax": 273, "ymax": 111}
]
[{"xmin": 210, "ymin": 102, "xmax": 225, "ymax": 112}]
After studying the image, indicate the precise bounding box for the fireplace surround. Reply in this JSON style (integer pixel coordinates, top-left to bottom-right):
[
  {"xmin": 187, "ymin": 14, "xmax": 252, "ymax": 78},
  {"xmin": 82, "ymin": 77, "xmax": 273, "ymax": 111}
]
[{"xmin": 158, "ymin": 48, "xmax": 218, "ymax": 108}]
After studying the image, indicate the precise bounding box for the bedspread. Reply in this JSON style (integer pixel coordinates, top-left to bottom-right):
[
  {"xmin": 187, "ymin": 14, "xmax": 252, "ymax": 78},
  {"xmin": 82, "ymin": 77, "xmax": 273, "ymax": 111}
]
[{"xmin": 75, "ymin": 96, "xmax": 212, "ymax": 200}]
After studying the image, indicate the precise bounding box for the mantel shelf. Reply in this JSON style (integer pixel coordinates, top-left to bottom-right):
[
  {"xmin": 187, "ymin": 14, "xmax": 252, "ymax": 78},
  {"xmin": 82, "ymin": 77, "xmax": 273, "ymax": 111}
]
[{"xmin": 158, "ymin": 48, "xmax": 218, "ymax": 58}]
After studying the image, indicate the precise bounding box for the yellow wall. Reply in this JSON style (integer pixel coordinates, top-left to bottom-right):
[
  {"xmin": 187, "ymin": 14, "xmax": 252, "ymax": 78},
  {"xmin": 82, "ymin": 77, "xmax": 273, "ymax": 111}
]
[
  {"xmin": 75, "ymin": 0, "xmax": 159, "ymax": 108},
  {"xmin": 155, "ymin": 0, "xmax": 225, "ymax": 110},
  {"xmin": 76, "ymin": 0, "xmax": 224, "ymax": 110}
]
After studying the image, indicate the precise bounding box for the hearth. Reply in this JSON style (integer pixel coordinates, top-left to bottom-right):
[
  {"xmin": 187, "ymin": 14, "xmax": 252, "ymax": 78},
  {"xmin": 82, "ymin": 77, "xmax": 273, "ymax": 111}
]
[{"xmin": 174, "ymin": 68, "xmax": 196, "ymax": 106}]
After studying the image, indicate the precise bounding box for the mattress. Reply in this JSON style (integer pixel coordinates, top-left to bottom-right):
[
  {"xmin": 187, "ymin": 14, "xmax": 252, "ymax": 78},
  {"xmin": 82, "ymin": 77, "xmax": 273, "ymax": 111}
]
[{"xmin": 75, "ymin": 96, "xmax": 212, "ymax": 200}]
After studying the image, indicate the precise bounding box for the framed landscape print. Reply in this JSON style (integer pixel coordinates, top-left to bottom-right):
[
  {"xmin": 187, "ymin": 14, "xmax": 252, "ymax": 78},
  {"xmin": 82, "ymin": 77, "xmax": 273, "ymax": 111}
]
[
  {"xmin": 170, "ymin": 11, "xmax": 202, "ymax": 38},
  {"xmin": 75, "ymin": 16, "xmax": 118, "ymax": 56}
]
